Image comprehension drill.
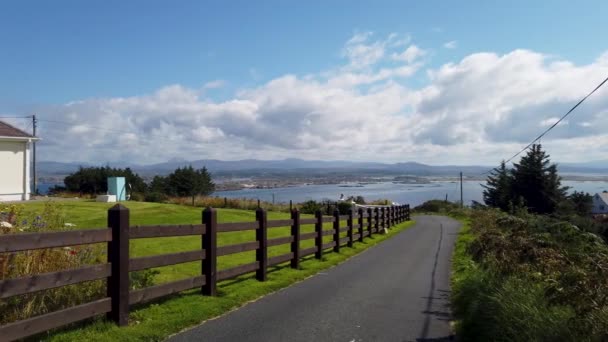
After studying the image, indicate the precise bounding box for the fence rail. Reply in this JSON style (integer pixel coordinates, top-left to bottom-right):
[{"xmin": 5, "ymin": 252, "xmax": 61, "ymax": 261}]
[{"xmin": 0, "ymin": 203, "xmax": 410, "ymax": 341}]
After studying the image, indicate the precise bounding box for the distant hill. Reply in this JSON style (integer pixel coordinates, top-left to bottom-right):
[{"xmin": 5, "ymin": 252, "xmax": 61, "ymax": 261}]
[{"xmin": 37, "ymin": 158, "xmax": 608, "ymax": 178}]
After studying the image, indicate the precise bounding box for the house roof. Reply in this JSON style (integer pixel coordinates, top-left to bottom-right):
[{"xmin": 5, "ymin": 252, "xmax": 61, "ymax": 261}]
[
  {"xmin": 0, "ymin": 120, "xmax": 36, "ymax": 139},
  {"xmin": 596, "ymin": 192, "xmax": 608, "ymax": 205}
]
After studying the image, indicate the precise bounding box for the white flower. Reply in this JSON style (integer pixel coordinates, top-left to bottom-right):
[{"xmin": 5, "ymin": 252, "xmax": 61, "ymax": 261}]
[
  {"xmin": 0, "ymin": 221, "xmax": 13, "ymax": 228},
  {"xmin": 64, "ymin": 223, "xmax": 76, "ymax": 227}
]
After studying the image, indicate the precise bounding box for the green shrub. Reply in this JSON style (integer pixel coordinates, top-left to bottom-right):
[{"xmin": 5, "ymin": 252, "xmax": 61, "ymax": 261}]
[
  {"xmin": 300, "ymin": 200, "xmax": 323, "ymax": 214},
  {"xmin": 413, "ymin": 199, "xmax": 460, "ymax": 213},
  {"xmin": 453, "ymin": 209, "xmax": 608, "ymax": 340},
  {"xmin": 144, "ymin": 192, "xmax": 169, "ymax": 203},
  {"xmin": 337, "ymin": 202, "xmax": 354, "ymax": 215},
  {"xmin": 130, "ymin": 269, "xmax": 161, "ymax": 290},
  {"xmin": 129, "ymin": 192, "xmax": 145, "ymax": 202}
]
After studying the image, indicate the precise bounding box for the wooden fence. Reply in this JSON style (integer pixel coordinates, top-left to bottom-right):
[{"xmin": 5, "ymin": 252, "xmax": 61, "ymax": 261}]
[{"xmin": 0, "ymin": 204, "xmax": 410, "ymax": 341}]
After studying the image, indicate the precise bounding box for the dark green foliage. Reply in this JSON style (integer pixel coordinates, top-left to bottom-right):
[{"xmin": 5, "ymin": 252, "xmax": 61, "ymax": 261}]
[
  {"xmin": 569, "ymin": 191, "xmax": 594, "ymax": 217},
  {"xmin": 482, "ymin": 161, "xmax": 511, "ymax": 211},
  {"xmin": 510, "ymin": 144, "xmax": 568, "ymax": 214},
  {"xmin": 144, "ymin": 166, "xmax": 215, "ymax": 205},
  {"xmin": 353, "ymin": 196, "xmax": 366, "ymax": 204},
  {"xmin": 149, "ymin": 175, "xmax": 170, "ymax": 194},
  {"xmin": 337, "ymin": 201, "xmax": 353, "ymax": 215},
  {"xmin": 483, "ymin": 144, "xmax": 568, "ymax": 215},
  {"xmin": 167, "ymin": 166, "xmax": 214, "ymax": 196},
  {"xmin": 413, "ymin": 199, "xmax": 460, "ymax": 213},
  {"xmin": 63, "ymin": 166, "xmax": 147, "ymax": 195},
  {"xmin": 299, "ymin": 200, "xmax": 323, "ymax": 214},
  {"xmin": 144, "ymin": 192, "xmax": 168, "ymax": 203}
]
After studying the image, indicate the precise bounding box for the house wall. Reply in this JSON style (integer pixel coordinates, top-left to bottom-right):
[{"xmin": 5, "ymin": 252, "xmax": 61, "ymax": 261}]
[
  {"xmin": 592, "ymin": 194, "xmax": 608, "ymax": 214},
  {"xmin": 0, "ymin": 140, "xmax": 29, "ymax": 201}
]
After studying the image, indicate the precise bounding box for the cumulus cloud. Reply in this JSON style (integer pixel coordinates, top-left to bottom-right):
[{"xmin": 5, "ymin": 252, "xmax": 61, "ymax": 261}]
[
  {"xmin": 391, "ymin": 45, "xmax": 427, "ymax": 63},
  {"xmin": 18, "ymin": 33, "xmax": 608, "ymax": 165}
]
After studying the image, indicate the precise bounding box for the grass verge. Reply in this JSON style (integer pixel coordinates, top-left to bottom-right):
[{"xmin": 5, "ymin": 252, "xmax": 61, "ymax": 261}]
[{"xmin": 449, "ymin": 210, "xmax": 605, "ymax": 341}]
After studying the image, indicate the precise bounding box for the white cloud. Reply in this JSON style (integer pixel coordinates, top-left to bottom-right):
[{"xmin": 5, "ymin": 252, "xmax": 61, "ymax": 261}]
[
  {"xmin": 539, "ymin": 117, "xmax": 568, "ymax": 127},
  {"xmin": 443, "ymin": 40, "xmax": 457, "ymax": 49},
  {"xmin": 19, "ymin": 34, "xmax": 608, "ymax": 165},
  {"xmin": 391, "ymin": 45, "xmax": 427, "ymax": 63}
]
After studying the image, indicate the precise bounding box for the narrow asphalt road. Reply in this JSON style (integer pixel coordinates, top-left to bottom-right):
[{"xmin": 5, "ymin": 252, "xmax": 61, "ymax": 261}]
[{"xmin": 169, "ymin": 215, "xmax": 461, "ymax": 342}]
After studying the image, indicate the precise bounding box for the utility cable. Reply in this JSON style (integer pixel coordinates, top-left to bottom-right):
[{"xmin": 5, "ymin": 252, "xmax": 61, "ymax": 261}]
[{"xmin": 482, "ymin": 75, "xmax": 608, "ymax": 175}]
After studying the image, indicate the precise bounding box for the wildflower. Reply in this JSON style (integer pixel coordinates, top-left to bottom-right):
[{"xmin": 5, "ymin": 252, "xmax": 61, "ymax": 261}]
[
  {"xmin": 64, "ymin": 223, "xmax": 76, "ymax": 227},
  {"xmin": 69, "ymin": 250, "xmax": 77, "ymax": 256},
  {"xmin": 0, "ymin": 221, "xmax": 13, "ymax": 228}
]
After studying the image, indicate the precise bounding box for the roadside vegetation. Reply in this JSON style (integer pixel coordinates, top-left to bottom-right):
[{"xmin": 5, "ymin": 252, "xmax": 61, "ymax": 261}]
[
  {"xmin": 419, "ymin": 144, "xmax": 608, "ymax": 341},
  {"xmin": 0, "ymin": 199, "xmax": 413, "ymax": 341}
]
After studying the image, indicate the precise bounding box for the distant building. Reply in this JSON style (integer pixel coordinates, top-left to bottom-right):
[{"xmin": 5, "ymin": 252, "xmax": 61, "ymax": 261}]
[
  {"xmin": 592, "ymin": 192, "xmax": 608, "ymax": 215},
  {"xmin": 0, "ymin": 120, "xmax": 38, "ymax": 201}
]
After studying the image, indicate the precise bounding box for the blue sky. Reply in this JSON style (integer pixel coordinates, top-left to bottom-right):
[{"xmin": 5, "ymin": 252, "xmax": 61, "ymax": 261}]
[
  {"xmin": 1, "ymin": 1, "xmax": 608, "ymax": 164},
  {"xmin": 2, "ymin": 0, "xmax": 606, "ymax": 104}
]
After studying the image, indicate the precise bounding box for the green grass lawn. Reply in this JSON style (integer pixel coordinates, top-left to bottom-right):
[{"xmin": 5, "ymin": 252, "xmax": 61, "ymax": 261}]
[{"xmin": 12, "ymin": 200, "xmax": 414, "ymax": 341}]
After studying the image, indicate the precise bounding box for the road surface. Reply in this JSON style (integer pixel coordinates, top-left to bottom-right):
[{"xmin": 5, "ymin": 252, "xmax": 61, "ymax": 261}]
[{"xmin": 169, "ymin": 215, "xmax": 460, "ymax": 342}]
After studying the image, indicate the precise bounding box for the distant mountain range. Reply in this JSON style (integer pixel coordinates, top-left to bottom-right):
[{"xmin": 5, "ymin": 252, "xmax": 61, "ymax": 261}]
[{"xmin": 36, "ymin": 158, "xmax": 608, "ymax": 177}]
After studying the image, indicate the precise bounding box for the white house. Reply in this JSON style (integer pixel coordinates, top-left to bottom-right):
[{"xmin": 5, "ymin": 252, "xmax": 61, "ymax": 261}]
[
  {"xmin": 0, "ymin": 120, "xmax": 38, "ymax": 201},
  {"xmin": 592, "ymin": 192, "xmax": 608, "ymax": 215}
]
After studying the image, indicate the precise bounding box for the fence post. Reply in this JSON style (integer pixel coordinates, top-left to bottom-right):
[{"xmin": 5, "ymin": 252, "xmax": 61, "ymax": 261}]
[
  {"xmin": 390, "ymin": 206, "xmax": 394, "ymax": 227},
  {"xmin": 347, "ymin": 208, "xmax": 354, "ymax": 247},
  {"xmin": 315, "ymin": 210, "xmax": 323, "ymax": 259},
  {"xmin": 384, "ymin": 207, "xmax": 388, "ymax": 228},
  {"xmin": 406, "ymin": 204, "xmax": 411, "ymax": 221},
  {"xmin": 202, "ymin": 207, "xmax": 217, "ymax": 296},
  {"xmin": 107, "ymin": 204, "xmax": 130, "ymax": 326},
  {"xmin": 333, "ymin": 209, "xmax": 340, "ymax": 253},
  {"xmin": 256, "ymin": 208, "xmax": 268, "ymax": 281},
  {"xmin": 358, "ymin": 208, "xmax": 364, "ymax": 242},
  {"xmin": 367, "ymin": 207, "xmax": 373, "ymax": 237},
  {"xmin": 290, "ymin": 209, "xmax": 300, "ymax": 269},
  {"xmin": 374, "ymin": 207, "xmax": 380, "ymax": 233}
]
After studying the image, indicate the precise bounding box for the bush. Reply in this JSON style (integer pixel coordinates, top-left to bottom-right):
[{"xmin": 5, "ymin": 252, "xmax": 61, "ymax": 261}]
[
  {"xmin": 413, "ymin": 200, "xmax": 460, "ymax": 213},
  {"xmin": 130, "ymin": 269, "xmax": 161, "ymax": 290},
  {"xmin": 337, "ymin": 201, "xmax": 354, "ymax": 215},
  {"xmin": 453, "ymin": 209, "xmax": 608, "ymax": 340},
  {"xmin": 145, "ymin": 192, "xmax": 169, "ymax": 203},
  {"xmin": 300, "ymin": 200, "xmax": 323, "ymax": 215}
]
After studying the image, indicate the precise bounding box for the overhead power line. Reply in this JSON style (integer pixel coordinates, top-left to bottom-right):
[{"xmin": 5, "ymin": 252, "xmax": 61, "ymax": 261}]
[
  {"xmin": 0, "ymin": 115, "xmax": 33, "ymax": 119},
  {"xmin": 482, "ymin": 74, "xmax": 608, "ymax": 175}
]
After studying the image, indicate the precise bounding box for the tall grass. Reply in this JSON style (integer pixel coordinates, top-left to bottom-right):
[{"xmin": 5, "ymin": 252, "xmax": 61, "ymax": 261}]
[
  {"xmin": 0, "ymin": 203, "xmax": 106, "ymax": 323},
  {"xmin": 450, "ymin": 208, "xmax": 608, "ymax": 341}
]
